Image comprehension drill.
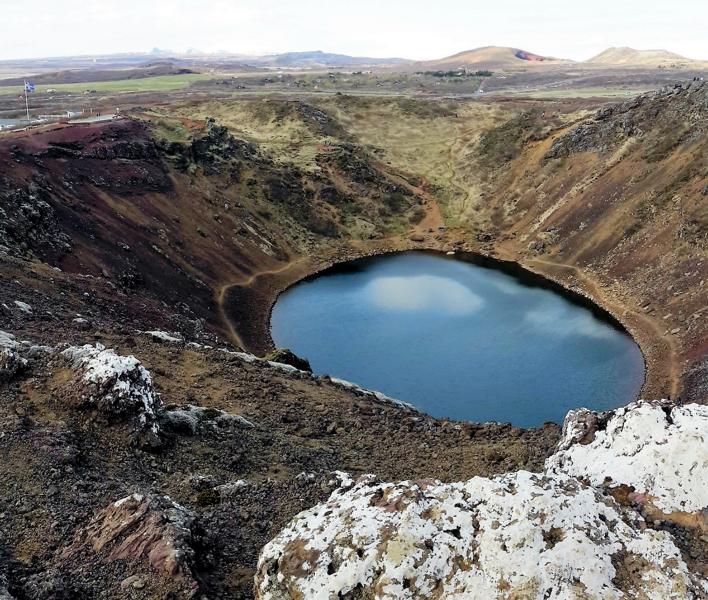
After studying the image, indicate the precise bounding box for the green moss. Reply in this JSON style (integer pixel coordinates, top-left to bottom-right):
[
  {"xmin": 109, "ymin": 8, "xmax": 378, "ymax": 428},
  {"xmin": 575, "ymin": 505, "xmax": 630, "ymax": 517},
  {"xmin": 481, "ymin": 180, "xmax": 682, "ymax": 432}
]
[
  {"xmin": 152, "ymin": 118, "xmax": 192, "ymax": 144},
  {"xmin": 264, "ymin": 348, "xmax": 312, "ymax": 372}
]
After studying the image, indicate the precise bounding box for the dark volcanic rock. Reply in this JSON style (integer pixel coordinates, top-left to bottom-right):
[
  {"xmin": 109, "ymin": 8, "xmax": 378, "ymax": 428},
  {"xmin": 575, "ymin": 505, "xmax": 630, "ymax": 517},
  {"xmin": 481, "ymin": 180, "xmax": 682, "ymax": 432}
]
[
  {"xmin": 264, "ymin": 348, "xmax": 312, "ymax": 372},
  {"xmin": 296, "ymin": 101, "xmax": 347, "ymax": 138},
  {"xmin": 544, "ymin": 81, "xmax": 707, "ymax": 160},
  {"xmin": 190, "ymin": 118, "xmax": 258, "ymax": 175},
  {"xmin": 0, "ymin": 184, "xmax": 72, "ymax": 260}
]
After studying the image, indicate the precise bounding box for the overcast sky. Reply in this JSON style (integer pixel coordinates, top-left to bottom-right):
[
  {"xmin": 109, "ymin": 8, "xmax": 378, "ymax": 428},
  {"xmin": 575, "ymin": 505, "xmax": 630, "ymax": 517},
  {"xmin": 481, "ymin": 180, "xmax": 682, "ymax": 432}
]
[{"xmin": 1, "ymin": 0, "xmax": 706, "ymax": 62}]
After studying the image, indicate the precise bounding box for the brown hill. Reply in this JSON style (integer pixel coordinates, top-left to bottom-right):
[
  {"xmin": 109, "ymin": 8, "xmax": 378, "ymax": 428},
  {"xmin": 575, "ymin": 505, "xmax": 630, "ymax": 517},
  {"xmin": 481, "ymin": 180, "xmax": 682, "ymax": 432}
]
[
  {"xmin": 586, "ymin": 47, "xmax": 700, "ymax": 67},
  {"xmin": 413, "ymin": 46, "xmax": 571, "ymax": 70}
]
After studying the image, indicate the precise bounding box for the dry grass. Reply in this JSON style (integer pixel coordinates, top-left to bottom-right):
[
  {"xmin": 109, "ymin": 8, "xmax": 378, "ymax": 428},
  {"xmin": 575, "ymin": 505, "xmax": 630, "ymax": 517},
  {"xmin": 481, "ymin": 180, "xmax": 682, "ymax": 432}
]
[
  {"xmin": 169, "ymin": 100, "xmax": 324, "ymax": 172},
  {"xmin": 320, "ymin": 97, "xmax": 510, "ymax": 228}
]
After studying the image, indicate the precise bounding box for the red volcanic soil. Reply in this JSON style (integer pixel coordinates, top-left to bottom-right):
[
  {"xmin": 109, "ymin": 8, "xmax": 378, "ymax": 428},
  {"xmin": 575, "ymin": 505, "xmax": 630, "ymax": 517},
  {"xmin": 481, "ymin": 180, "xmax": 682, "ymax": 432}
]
[
  {"xmin": 0, "ymin": 120, "xmax": 223, "ymax": 333},
  {"xmin": 515, "ymin": 50, "xmax": 546, "ymax": 62}
]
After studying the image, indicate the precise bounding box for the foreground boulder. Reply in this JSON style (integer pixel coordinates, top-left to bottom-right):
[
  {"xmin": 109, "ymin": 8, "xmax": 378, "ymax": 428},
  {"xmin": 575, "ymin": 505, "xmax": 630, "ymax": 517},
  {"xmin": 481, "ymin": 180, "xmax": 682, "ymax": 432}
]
[
  {"xmin": 257, "ymin": 473, "xmax": 700, "ymax": 599},
  {"xmin": 548, "ymin": 401, "xmax": 708, "ymax": 514},
  {"xmin": 263, "ymin": 348, "xmax": 312, "ymax": 372},
  {"xmin": 61, "ymin": 494, "xmax": 199, "ymax": 597},
  {"xmin": 256, "ymin": 401, "xmax": 708, "ymax": 599},
  {"xmin": 0, "ymin": 331, "xmax": 26, "ymax": 383},
  {"xmin": 61, "ymin": 344, "xmax": 160, "ymax": 441}
]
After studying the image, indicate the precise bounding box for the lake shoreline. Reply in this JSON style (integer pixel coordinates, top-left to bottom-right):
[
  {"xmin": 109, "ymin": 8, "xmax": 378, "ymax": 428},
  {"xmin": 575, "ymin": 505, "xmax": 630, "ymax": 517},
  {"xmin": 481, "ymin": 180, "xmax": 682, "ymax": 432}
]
[
  {"xmin": 269, "ymin": 250, "xmax": 644, "ymax": 426},
  {"xmin": 222, "ymin": 234, "xmax": 676, "ymax": 409}
]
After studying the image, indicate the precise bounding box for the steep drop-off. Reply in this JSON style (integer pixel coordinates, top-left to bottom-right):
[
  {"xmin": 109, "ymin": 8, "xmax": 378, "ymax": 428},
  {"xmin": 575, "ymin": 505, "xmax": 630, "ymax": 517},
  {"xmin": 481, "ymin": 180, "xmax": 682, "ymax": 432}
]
[{"xmin": 476, "ymin": 81, "xmax": 707, "ymax": 401}]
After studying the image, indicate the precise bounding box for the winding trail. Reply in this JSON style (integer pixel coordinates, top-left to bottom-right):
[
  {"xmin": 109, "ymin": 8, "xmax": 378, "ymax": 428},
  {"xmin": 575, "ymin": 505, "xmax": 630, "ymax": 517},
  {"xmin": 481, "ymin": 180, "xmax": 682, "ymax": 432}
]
[
  {"xmin": 443, "ymin": 134, "xmax": 477, "ymax": 217},
  {"xmin": 216, "ymin": 259, "xmax": 306, "ymax": 350}
]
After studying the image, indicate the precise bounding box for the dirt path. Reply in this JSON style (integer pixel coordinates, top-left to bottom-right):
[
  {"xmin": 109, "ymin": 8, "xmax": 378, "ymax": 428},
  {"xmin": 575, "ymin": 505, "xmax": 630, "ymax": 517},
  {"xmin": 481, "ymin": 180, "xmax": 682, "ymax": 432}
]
[
  {"xmin": 216, "ymin": 259, "xmax": 306, "ymax": 349},
  {"xmin": 415, "ymin": 191, "xmax": 445, "ymax": 233},
  {"xmin": 216, "ymin": 227, "xmax": 679, "ymax": 400}
]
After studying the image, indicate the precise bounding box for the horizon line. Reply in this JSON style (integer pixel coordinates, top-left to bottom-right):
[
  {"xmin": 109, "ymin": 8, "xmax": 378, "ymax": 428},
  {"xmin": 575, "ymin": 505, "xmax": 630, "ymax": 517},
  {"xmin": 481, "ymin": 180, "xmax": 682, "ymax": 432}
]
[{"xmin": 1, "ymin": 45, "xmax": 706, "ymax": 65}]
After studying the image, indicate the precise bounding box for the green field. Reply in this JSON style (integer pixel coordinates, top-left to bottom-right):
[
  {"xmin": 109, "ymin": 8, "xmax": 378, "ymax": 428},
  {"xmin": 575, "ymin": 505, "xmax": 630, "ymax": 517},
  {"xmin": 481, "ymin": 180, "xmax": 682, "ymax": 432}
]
[{"xmin": 24, "ymin": 74, "xmax": 214, "ymax": 94}]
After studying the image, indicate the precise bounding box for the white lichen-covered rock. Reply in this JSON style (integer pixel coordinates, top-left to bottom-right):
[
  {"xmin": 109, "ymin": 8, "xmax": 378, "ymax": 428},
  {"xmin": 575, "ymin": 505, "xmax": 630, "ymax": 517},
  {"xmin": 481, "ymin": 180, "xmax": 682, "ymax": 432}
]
[
  {"xmin": 13, "ymin": 300, "xmax": 32, "ymax": 314},
  {"xmin": 257, "ymin": 401, "xmax": 708, "ymax": 599},
  {"xmin": 215, "ymin": 479, "xmax": 248, "ymax": 500},
  {"xmin": 0, "ymin": 330, "xmax": 27, "ymax": 382},
  {"xmin": 142, "ymin": 330, "xmax": 184, "ymax": 344},
  {"xmin": 547, "ymin": 401, "xmax": 708, "ymax": 514},
  {"xmin": 61, "ymin": 344, "xmax": 159, "ymax": 427},
  {"xmin": 257, "ymin": 471, "xmax": 702, "ymax": 600}
]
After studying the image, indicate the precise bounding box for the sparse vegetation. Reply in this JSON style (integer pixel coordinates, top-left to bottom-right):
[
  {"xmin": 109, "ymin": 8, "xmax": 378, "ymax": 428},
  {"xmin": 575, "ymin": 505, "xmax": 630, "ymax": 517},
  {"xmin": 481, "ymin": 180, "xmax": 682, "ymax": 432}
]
[
  {"xmin": 396, "ymin": 98, "xmax": 456, "ymax": 119},
  {"xmin": 478, "ymin": 110, "xmax": 544, "ymax": 168},
  {"xmin": 417, "ymin": 69, "xmax": 493, "ymax": 77},
  {"xmin": 408, "ymin": 206, "xmax": 426, "ymax": 224},
  {"xmin": 151, "ymin": 118, "xmax": 192, "ymax": 144},
  {"xmin": 641, "ymin": 122, "xmax": 691, "ymax": 162}
]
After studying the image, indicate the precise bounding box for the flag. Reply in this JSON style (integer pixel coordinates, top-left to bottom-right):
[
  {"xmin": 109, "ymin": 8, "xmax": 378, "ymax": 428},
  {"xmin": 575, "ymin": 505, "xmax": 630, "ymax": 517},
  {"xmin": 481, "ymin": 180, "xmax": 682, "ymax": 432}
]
[{"xmin": 24, "ymin": 81, "xmax": 35, "ymax": 93}]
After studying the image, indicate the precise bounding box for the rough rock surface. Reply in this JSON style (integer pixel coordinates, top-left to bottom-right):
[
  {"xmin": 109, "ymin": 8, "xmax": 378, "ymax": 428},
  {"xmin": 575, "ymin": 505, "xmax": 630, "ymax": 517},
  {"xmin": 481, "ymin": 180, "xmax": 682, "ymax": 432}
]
[
  {"xmin": 0, "ymin": 184, "xmax": 72, "ymax": 260},
  {"xmin": 61, "ymin": 344, "xmax": 159, "ymax": 429},
  {"xmin": 263, "ymin": 348, "xmax": 312, "ymax": 372},
  {"xmin": 159, "ymin": 403, "xmax": 254, "ymax": 435},
  {"xmin": 257, "ymin": 472, "xmax": 701, "ymax": 599},
  {"xmin": 0, "ymin": 569, "xmax": 12, "ymax": 600},
  {"xmin": 548, "ymin": 401, "xmax": 708, "ymax": 514},
  {"xmin": 61, "ymin": 493, "xmax": 199, "ymax": 596},
  {"xmin": 0, "ymin": 330, "xmax": 26, "ymax": 383},
  {"xmin": 256, "ymin": 401, "xmax": 708, "ymax": 599},
  {"xmin": 544, "ymin": 81, "xmax": 707, "ymax": 159}
]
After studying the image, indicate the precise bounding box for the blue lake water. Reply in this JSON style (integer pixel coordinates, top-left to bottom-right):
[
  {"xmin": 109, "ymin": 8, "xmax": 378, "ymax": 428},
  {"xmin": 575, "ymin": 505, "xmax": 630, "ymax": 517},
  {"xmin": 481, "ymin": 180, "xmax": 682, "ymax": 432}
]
[{"xmin": 271, "ymin": 251, "xmax": 645, "ymax": 427}]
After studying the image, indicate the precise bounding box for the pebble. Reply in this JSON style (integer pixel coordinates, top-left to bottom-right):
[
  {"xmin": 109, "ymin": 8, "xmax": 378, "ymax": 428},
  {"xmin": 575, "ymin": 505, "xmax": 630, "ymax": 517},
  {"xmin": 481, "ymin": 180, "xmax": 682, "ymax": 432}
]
[{"xmin": 120, "ymin": 575, "xmax": 146, "ymax": 590}]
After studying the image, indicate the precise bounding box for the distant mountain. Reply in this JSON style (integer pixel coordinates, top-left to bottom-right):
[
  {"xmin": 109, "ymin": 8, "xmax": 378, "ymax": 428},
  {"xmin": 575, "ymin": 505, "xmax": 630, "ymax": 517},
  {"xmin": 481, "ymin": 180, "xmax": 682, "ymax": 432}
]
[
  {"xmin": 0, "ymin": 62, "xmax": 196, "ymax": 87},
  {"xmin": 585, "ymin": 47, "xmax": 697, "ymax": 66},
  {"xmin": 243, "ymin": 51, "xmax": 411, "ymax": 69},
  {"xmin": 412, "ymin": 46, "xmax": 571, "ymax": 71}
]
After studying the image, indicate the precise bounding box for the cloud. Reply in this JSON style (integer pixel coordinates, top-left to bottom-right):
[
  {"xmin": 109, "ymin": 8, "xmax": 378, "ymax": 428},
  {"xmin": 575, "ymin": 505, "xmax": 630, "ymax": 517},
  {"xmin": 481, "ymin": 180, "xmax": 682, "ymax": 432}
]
[
  {"xmin": 488, "ymin": 275, "xmax": 525, "ymax": 295},
  {"xmin": 365, "ymin": 275, "xmax": 484, "ymax": 316},
  {"xmin": 524, "ymin": 306, "xmax": 616, "ymax": 340}
]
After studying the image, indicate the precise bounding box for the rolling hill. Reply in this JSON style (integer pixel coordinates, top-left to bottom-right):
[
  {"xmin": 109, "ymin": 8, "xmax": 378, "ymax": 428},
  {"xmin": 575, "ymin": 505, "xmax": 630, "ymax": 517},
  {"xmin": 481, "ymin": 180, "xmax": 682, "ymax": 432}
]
[
  {"xmin": 412, "ymin": 46, "xmax": 571, "ymax": 71},
  {"xmin": 0, "ymin": 62, "xmax": 198, "ymax": 87},
  {"xmin": 586, "ymin": 47, "xmax": 700, "ymax": 66}
]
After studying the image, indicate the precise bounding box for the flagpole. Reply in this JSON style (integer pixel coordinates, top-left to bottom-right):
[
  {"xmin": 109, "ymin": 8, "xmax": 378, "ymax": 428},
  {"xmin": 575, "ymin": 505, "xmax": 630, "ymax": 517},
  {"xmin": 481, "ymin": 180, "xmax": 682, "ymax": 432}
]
[{"xmin": 24, "ymin": 81, "xmax": 30, "ymax": 123}]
